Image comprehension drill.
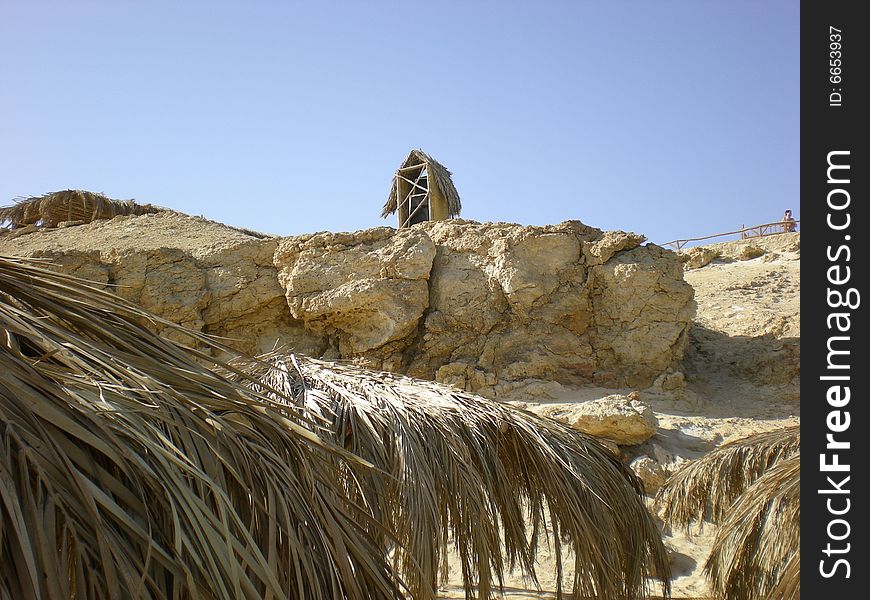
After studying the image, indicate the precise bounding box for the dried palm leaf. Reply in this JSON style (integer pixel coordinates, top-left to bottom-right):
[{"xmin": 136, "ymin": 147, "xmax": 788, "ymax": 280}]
[
  {"xmin": 655, "ymin": 426, "xmax": 800, "ymax": 530},
  {"xmin": 0, "ymin": 255, "xmax": 405, "ymax": 600},
  {"xmin": 705, "ymin": 455, "xmax": 800, "ymax": 600},
  {"xmin": 0, "ymin": 190, "xmax": 162, "ymax": 229},
  {"xmin": 233, "ymin": 352, "xmax": 671, "ymax": 600}
]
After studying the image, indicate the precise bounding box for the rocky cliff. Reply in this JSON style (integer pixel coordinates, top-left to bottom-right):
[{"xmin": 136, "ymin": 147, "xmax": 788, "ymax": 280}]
[{"xmin": 0, "ymin": 212, "xmax": 695, "ymax": 395}]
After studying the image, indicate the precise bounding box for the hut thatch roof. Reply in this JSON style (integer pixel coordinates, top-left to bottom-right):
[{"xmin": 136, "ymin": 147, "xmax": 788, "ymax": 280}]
[
  {"xmin": 655, "ymin": 425, "xmax": 800, "ymax": 530},
  {"xmin": 655, "ymin": 427, "xmax": 800, "ymax": 600},
  {"xmin": 705, "ymin": 455, "xmax": 800, "ymax": 600},
  {"xmin": 1, "ymin": 255, "xmax": 669, "ymax": 600},
  {"xmin": 0, "ymin": 255, "xmax": 404, "ymax": 599},
  {"xmin": 231, "ymin": 351, "xmax": 671, "ymax": 600},
  {"xmin": 0, "ymin": 189, "xmax": 163, "ymax": 229},
  {"xmin": 381, "ymin": 149, "xmax": 461, "ymax": 219}
]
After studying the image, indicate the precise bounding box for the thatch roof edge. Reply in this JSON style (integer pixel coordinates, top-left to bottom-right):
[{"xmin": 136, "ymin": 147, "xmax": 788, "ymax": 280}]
[
  {"xmin": 381, "ymin": 149, "xmax": 461, "ymax": 219},
  {"xmin": 0, "ymin": 189, "xmax": 164, "ymax": 229}
]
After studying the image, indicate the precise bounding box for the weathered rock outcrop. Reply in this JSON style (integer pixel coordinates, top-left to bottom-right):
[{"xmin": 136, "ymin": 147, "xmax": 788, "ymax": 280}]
[
  {"xmin": 0, "ymin": 212, "xmax": 323, "ymax": 355},
  {"xmin": 273, "ymin": 219, "xmax": 694, "ymax": 393},
  {"xmin": 529, "ymin": 394, "xmax": 659, "ymax": 445},
  {"xmin": 629, "ymin": 455, "xmax": 669, "ymax": 493},
  {"xmin": 1, "ymin": 213, "xmax": 695, "ymax": 395},
  {"xmin": 274, "ymin": 227, "xmax": 435, "ymax": 367}
]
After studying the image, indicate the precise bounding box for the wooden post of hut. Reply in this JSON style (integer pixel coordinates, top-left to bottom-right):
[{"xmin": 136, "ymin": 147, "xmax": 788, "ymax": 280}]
[{"xmin": 381, "ymin": 149, "xmax": 461, "ymax": 228}]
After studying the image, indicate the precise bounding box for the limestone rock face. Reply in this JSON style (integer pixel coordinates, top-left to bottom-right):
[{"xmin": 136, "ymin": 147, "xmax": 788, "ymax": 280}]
[
  {"xmin": 629, "ymin": 455, "xmax": 668, "ymax": 494},
  {"xmin": 411, "ymin": 220, "xmax": 597, "ymax": 392},
  {"xmin": 1, "ymin": 213, "xmax": 696, "ymax": 394},
  {"xmin": 681, "ymin": 246, "xmax": 719, "ymax": 270},
  {"xmin": 274, "ymin": 228, "xmax": 435, "ymax": 364},
  {"xmin": 583, "ymin": 230, "xmax": 647, "ymax": 266},
  {"xmin": 528, "ymin": 395, "xmax": 659, "ymax": 445},
  {"xmin": 588, "ymin": 244, "xmax": 696, "ymax": 387},
  {"xmin": 0, "ymin": 212, "xmax": 322, "ymax": 356}
]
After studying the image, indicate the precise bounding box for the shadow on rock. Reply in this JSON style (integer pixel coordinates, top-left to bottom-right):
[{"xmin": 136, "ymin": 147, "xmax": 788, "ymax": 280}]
[{"xmin": 683, "ymin": 325, "xmax": 800, "ymax": 385}]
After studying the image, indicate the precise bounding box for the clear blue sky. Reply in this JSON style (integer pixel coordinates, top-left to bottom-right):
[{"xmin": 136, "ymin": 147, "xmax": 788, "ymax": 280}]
[{"xmin": 1, "ymin": 0, "xmax": 799, "ymax": 243}]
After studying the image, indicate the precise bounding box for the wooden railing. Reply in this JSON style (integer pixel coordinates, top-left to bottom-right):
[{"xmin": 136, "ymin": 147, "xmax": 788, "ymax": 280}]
[{"xmin": 662, "ymin": 220, "xmax": 799, "ymax": 251}]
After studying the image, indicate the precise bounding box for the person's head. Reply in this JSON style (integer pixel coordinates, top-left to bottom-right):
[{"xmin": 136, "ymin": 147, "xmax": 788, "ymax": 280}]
[{"xmin": 784, "ymin": 209, "xmax": 792, "ymax": 217}]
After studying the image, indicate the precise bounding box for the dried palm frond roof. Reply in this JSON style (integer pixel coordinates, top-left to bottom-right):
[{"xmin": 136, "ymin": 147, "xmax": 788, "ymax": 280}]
[
  {"xmin": 0, "ymin": 254, "xmax": 669, "ymax": 600},
  {"xmin": 231, "ymin": 351, "xmax": 671, "ymax": 600},
  {"xmin": 0, "ymin": 189, "xmax": 164, "ymax": 229},
  {"xmin": 655, "ymin": 425, "xmax": 800, "ymax": 530},
  {"xmin": 655, "ymin": 427, "xmax": 801, "ymax": 600},
  {"xmin": 381, "ymin": 149, "xmax": 461, "ymax": 218},
  {"xmin": 0, "ymin": 255, "xmax": 406, "ymax": 599},
  {"xmin": 705, "ymin": 455, "xmax": 800, "ymax": 600}
]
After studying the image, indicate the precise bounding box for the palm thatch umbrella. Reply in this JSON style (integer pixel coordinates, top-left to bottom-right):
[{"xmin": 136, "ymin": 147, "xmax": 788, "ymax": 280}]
[
  {"xmin": 655, "ymin": 426, "xmax": 800, "ymax": 530},
  {"xmin": 1, "ymin": 253, "xmax": 670, "ymax": 600},
  {"xmin": 655, "ymin": 427, "xmax": 800, "ymax": 600},
  {"xmin": 382, "ymin": 149, "xmax": 461, "ymax": 227},
  {"xmin": 0, "ymin": 190, "xmax": 163, "ymax": 229},
  {"xmin": 0, "ymin": 255, "xmax": 405, "ymax": 600},
  {"xmin": 232, "ymin": 352, "xmax": 671, "ymax": 600},
  {"xmin": 705, "ymin": 456, "xmax": 800, "ymax": 600}
]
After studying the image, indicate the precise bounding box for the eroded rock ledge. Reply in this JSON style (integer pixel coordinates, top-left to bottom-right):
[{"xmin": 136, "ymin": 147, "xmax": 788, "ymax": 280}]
[{"xmin": 1, "ymin": 213, "xmax": 695, "ymax": 395}]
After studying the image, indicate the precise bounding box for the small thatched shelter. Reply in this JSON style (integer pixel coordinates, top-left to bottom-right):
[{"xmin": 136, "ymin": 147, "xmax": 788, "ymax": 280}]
[
  {"xmin": 655, "ymin": 425, "xmax": 800, "ymax": 529},
  {"xmin": 0, "ymin": 189, "xmax": 163, "ymax": 229},
  {"xmin": 656, "ymin": 426, "xmax": 801, "ymax": 600},
  {"xmin": 381, "ymin": 149, "xmax": 461, "ymax": 228},
  {"xmin": 1, "ymin": 255, "xmax": 670, "ymax": 600},
  {"xmin": 233, "ymin": 351, "xmax": 672, "ymax": 600},
  {"xmin": 706, "ymin": 455, "xmax": 800, "ymax": 600},
  {"xmin": 0, "ymin": 255, "xmax": 404, "ymax": 600}
]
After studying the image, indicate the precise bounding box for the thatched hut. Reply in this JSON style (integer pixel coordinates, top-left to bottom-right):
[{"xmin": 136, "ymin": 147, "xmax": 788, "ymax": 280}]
[
  {"xmin": 1, "ymin": 255, "xmax": 670, "ymax": 600},
  {"xmin": 656, "ymin": 426, "xmax": 801, "ymax": 600},
  {"xmin": 234, "ymin": 351, "xmax": 671, "ymax": 600},
  {"xmin": 0, "ymin": 189, "xmax": 162, "ymax": 229},
  {"xmin": 0, "ymin": 255, "xmax": 404, "ymax": 599},
  {"xmin": 706, "ymin": 455, "xmax": 800, "ymax": 600},
  {"xmin": 381, "ymin": 149, "xmax": 461, "ymax": 228},
  {"xmin": 655, "ymin": 425, "xmax": 800, "ymax": 529}
]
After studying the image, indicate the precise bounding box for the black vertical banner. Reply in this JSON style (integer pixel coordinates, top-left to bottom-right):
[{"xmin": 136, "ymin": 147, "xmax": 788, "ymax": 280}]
[{"xmin": 802, "ymin": 1, "xmax": 868, "ymax": 596}]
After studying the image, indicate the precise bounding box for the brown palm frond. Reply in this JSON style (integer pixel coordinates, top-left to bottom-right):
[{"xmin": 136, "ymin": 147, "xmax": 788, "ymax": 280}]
[
  {"xmin": 655, "ymin": 426, "xmax": 800, "ymax": 529},
  {"xmin": 233, "ymin": 352, "xmax": 671, "ymax": 600},
  {"xmin": 0, "ymin": 190, "xmax": 163, "ymax": 228},
  {"xmin": 0, "ymin": 255, "xmax": 405, "ymax": 600},
  {"xmin": 705, "ymin": 455, "xmax": 800, "ymax": 600}
]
